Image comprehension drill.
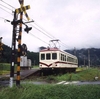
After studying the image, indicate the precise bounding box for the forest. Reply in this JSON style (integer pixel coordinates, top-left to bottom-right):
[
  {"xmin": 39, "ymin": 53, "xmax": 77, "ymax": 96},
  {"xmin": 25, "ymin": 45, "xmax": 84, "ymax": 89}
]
[{"xmin": 1, "ymin": 44, "xmax": 100, "ymax": 66}]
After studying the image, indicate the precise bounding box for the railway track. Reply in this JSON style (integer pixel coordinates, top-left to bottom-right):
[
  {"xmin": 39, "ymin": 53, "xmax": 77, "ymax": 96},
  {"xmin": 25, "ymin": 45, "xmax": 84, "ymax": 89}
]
[
  {"xmin": 20, "ymin": 68, "xmax": 40, "ymax": 79},
  {"xmin": 0, "ymin": 68, "xmax": 41, "ymax": 86}
]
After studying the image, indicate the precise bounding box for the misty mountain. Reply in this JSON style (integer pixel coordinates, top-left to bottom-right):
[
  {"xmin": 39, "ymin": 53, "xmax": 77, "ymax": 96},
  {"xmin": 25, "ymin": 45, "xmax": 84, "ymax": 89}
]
[
  {"xmin": 1, "ymin": 44, "xmax": 100, "ymax": 66},
  {"xmin": 65, "ymin": 48, "xmax": 100, "ymax": 66}
]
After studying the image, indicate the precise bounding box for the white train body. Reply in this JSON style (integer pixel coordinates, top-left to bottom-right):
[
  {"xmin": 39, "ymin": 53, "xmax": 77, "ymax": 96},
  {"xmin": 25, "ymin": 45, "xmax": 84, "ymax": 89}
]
[{"xmin": 39, "ymin": 48, "xmax": 78, "ymax": 71}]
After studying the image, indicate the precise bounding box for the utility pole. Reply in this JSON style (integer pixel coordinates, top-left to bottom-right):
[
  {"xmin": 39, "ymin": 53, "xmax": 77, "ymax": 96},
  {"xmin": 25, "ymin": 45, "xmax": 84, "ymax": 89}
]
[
  {"xmin": 0, "ymin": 37, "xmax": 3, "ymax": 62},
  {"xmin": 74, "ymin": 47, "xmax": 76, "ymax": 56},
  {"xmin": 10, "ymin": 0, "xmax": 32, "ymax": 87},
  {"xmin": 84, "ymin": 56, "xmax": 85, "ymax": 67},
  {"xmin": 10, "ymin": 11, "xmax": 18, "ymax": 88},
  {"xmin": 88, "ymin": 49, "xmax": 90, "ymax": 68}
]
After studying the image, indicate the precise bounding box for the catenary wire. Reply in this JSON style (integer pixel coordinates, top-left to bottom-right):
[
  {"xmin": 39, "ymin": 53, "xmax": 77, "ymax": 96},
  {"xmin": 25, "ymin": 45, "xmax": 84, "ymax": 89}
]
[
  {"xmin": 0, "ymin": 0, "xmax": 71, "ymax": 49},
  {"xmin": 32, "ymin": 21, "xmax": 71, "ymax": 49},
  {"xmin": 0, "ymin": 3, "xmax": 13, "ymax": 11},
  {"xmin": 0, "ymin": 0, "xmax": 15, "ymax": 9},
  {"xmin": 0, "ymin": 6, "xmax": 13, "ymax": 15},
  {"xmin": 29, "ymin": 33, "xmax": 49, "ymax": 45}
]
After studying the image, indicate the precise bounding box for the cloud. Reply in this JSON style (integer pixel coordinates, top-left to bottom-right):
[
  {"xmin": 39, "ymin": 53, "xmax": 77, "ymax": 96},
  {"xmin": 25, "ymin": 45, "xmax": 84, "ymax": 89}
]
[{"xmin": 0, "ymin": 0, "xmax": 100, "ymax": 51}]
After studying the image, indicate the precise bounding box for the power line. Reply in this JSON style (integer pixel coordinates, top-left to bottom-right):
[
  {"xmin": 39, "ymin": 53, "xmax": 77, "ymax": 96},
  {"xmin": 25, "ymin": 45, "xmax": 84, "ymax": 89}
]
[
  {"xmin": 0, "ymin": 1, "xmax": 69, "ymax": 49},
  {"xmin": 0, "ymin": 1, "xmax": 71, "ymax": 50},
  {"xmin": 0, "ymin": 6, "xmax": 13, "ymax": 15},
  {"xmin": 28, "ymin": 23, "xmax": 54, "ymax": 39},
  {"xmin": 0, "ymin": 0, "xmax": 15, "ymax": 9},
  {"xmin": 0, "ymin": 3, "xmax": 13, "ymax": 11},
  {"xmin": 33, "ymin": 22, "xmax": 56, "ymax": 39},
  {"xmin": 32, "ymin": 22, "xmax": 71, "ymax": 49},
  {"xmin": 29, "ymin": 32, "xmax": 49, "ymax": 45},
  {"xmin": 0, "ymin": 1, "xmax": 67, "ymax": 48}
]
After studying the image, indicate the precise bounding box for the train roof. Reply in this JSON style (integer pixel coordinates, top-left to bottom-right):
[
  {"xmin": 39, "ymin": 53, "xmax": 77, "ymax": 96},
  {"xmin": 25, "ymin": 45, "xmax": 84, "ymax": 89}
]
[
  {"xmin": 40, "ymin": 47, "xmax": 77, "ymax": 58},
  {"xmin": 40, "ymin": 48, "xmax": 60, "ymax": 52}
]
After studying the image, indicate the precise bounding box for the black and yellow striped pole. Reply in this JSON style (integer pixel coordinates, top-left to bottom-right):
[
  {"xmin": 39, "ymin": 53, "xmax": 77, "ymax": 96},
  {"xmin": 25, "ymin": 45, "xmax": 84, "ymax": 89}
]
[
  {"xmin": 16, "ymin": 0, "xmax": 24, "ymax": 86},
  {"xmin": 16, "ymin": 0, "xmax": 30, "ymax": 86}
]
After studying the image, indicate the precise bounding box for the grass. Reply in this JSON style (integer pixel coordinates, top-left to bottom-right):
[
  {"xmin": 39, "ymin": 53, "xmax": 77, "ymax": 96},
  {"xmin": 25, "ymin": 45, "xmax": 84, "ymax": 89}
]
[
  {"xmin": 1, "ymin": 63, "xmax": 100, "ymax": 82},
  {"xmin": 0, "ymin": 66, "xmax": 100, "ymax": 99},
  {"xmin": 0, "ymin": 63, "xmax": 10, "ymax": 75},
  {"xmin": 25, "ymin": 67, "xmax": 100, "ymax": 84},
  {"xmin": 0, "ymin": 84, "xmax": 100, "ymax": 99},
  {"xmin": 36, "ymin": 68, "xmax": 100, "ymax": 82}
]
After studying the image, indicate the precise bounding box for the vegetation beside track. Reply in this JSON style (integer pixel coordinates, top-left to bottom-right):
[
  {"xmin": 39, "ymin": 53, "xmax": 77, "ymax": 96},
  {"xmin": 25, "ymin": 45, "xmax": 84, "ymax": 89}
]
[
  {"xmin": 0, "ymin": 84, "xmax": 100, "ymax": 99},
  {"xmin": 0, "ymin": 63, "xmax": 100, "ymax": 82},
  {"xmin": 0, "ymin": 65, "xmax": 100, "ymax": 99},
  {"xmin": 26, "ymin": 67, "xmax": 100, "ymax": 83},
  {"xmin": 0, "ymin": 63, "xmax": 10, "ymax": 75}
]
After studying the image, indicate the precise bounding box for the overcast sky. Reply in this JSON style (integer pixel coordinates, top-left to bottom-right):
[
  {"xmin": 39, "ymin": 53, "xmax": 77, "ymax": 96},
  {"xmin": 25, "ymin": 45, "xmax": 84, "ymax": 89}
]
[{"xmin": 0, "ymin": 0, "xmax": 100, "ymax": 52}]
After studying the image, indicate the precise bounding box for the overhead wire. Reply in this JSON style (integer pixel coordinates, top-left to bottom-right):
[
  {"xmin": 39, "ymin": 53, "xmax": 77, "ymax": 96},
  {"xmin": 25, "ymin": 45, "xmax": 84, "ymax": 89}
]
[
  {"xmin": 0, "ymin": 1, "xmax": 48, "ymax": 47},
  {"xmin": 21, "ymin": 28, "xmax": 49, "ymax": 46},
  {"xmin": 0, "ymin": 0, "xmax": 71, "ymax": 50},
  {"xmin": 0, "ymin": 0, "xmax": 15, "ymax": 9},
  {"xmin": 0, "ymin": 6, "xmax": 13, "ymax": 15},
  {"xmin": 32, "ymin": 21, "xmax": 71, "ymax": 49},
  {"xmin": 0, "ymin": 3, "xmax": 13, "ymax": 11},
  {"xmin": 0, "ymin": 1, "xmax": 56, "ymax": 38},
  {"xmin": 27, "ymin": 23, "xmax": 54, "ymax": 39},
  {"xmin": 29, "ymin": 33, "xmax": 49, "ymax": 45},
  {"xmin": 33, "ymin": 22, "xmax": 56, "ymax": 39},
  {"xmin": 31, "ymin": 22, "xmax": 72, "ymax": 49}
]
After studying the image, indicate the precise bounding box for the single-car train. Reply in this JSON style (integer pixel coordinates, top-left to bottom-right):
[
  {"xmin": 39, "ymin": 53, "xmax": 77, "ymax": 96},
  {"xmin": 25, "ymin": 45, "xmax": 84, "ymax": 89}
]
[{"xmin": 39, "ymin": 47, "xmax": 78, "ymax": 74}]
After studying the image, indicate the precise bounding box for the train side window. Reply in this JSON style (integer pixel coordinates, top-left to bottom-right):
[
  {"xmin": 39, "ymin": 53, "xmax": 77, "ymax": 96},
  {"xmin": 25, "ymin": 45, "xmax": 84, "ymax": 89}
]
[
  {"xmin": 75, "ymin": 59, "xmax": 78, "ymax": 63},
  {"xmin": 62, "ymin": 54, "xmax": 64, "ymax": 61},
  {"xmin": 52, "ymin": 53, "xmax": 57, "ymax": 59},
  {"xmin": 59, "ymin": 53, "xmax": 61, "ymax": 60},
  {"xmin": 65, "ymin": 55, "xmax": 66, "ymax": 61},
  {"xmin": 46, "ymin": 53, "xmax": 51, "ymax": 60},
  {"xmin": 61, "ymin": 54, "xmax": 63, "ymax": 60},
  {"xmin": 67, "ymin": 56, "xmax": 75, "ymax": 62},
  {"xmin": 41, "ymin": 54, "xmax": 45, "ymax": 60}
]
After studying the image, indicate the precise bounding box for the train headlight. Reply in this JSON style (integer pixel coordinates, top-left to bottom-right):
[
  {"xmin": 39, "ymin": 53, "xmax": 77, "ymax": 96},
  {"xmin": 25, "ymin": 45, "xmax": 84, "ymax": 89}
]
[{"xmin": 40, "ymin": 65, "xmax": 42, "ymax": 67}]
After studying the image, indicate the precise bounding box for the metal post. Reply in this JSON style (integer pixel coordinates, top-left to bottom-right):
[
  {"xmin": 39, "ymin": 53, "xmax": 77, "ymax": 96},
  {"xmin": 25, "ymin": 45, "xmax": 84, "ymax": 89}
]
[
  {"xmin": 74, "ymin": 47, "xmax": 76, "ymax": 56},
  {"xmin": 88, "ymin": 49, "xmax": 90, "ymax": 68},
  {"xmin": 10, "ymin": 11, "xmax": 17, "ymax": 88},
  {"xmin": 84, "ymin": 56, "xmax": 85, "ymax": 67},
  {"xmin": 16, "ymin": 0, "xmax": 24, "ymax": 86},
  {"xmin": 0, "ymin": 37, "xmax": 3, "ymax": 62}
]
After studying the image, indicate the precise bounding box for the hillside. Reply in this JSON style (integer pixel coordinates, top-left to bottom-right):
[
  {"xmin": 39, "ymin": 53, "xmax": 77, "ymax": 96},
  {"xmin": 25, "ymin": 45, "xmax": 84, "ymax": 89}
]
[
  {"xmin": 0, "ymin": 44, "xmax": 39, "ymax": 65},
  {"xmin": 1, "ymin": 44, "xmax": 100, "ymax": 66},
  {"xmin": 65, "ymin": 48, "xmax": 100, "ymax": 66}
]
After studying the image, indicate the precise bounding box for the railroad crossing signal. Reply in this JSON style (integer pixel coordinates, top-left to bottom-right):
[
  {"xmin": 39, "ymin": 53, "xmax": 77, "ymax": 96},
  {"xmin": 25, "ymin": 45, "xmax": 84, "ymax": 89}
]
[
  {"xmin": 15, "ymin": 5, "xmax": 30, "ymax": 21},
  {"xmin": 16, "ymin": 0, "xmax": 31, "ymax": 86},
  {"xmin": 10, "ymin": 0, "xmax": 31, "ymax": 87},
  {"xmin": 16, "ymin": 0, "xmax": 30, "ymax": 21}
]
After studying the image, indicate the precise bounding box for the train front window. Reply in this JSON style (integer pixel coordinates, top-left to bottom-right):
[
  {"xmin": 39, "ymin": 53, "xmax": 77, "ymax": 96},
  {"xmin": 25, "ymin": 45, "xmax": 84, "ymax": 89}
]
[
  {"xmin": 41, "ymin": 54, "xmax": 45, "ymax": 60},
  {"xmin": 46, "ymin": 53, "xmax": 51, "ymax": 60},
  {"xmin": 52, "ymin": 53, "xmax": 57, "ymax": 59}
]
